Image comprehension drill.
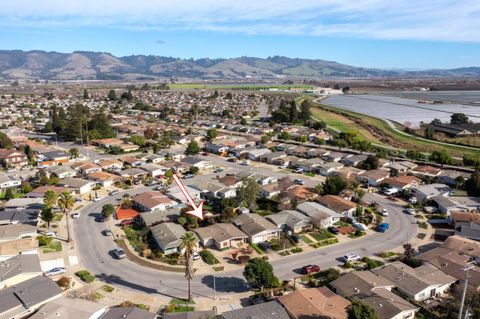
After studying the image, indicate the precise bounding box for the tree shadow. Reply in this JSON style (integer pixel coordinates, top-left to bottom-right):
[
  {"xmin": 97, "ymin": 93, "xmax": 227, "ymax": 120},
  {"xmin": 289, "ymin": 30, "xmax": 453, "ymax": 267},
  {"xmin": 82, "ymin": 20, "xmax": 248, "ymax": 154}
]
[{"xmin": 201, "ymin": 275, "xmax": 249, "ymax": 293}]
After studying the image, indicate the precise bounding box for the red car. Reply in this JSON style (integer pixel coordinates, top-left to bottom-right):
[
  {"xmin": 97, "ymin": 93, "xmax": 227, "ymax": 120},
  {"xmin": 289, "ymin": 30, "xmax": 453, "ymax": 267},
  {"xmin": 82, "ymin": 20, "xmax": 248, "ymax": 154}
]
[{"xmin": 302, "ymin": 264, "xmax": 320, "ymax": 274}]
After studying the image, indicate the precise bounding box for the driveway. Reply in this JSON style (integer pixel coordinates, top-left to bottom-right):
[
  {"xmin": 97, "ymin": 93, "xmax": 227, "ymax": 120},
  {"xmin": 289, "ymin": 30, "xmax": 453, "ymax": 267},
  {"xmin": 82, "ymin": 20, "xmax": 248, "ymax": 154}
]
[{"xmin": 74, "ymin": 187, "xmax": 417, "ymax": 300}]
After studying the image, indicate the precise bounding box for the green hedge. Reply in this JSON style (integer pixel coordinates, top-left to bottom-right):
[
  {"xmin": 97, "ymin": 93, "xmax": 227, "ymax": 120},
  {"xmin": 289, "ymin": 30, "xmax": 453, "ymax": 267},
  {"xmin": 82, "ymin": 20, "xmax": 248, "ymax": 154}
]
[
  {"xmin": 75, "ymin": 270, "xmax": 95, "ymax": 283},
  {"xmin": 199, "ymin": 250, "xmax": 220, "ymax": 265},
  {"xmin": 250, "ymin": 243, "xmax": 264, "ymax": 255}
]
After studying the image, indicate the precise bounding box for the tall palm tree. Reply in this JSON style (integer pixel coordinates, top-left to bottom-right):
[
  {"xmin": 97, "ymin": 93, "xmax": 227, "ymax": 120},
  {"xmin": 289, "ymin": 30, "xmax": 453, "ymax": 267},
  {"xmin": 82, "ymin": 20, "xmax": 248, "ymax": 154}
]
[
  {"xmin": 58, "ymin": 191, "xmax": 75, "ymax": 242},
  {"xmin": 180, "ymin": 232, "xmax": 197, "ymax": 303}
]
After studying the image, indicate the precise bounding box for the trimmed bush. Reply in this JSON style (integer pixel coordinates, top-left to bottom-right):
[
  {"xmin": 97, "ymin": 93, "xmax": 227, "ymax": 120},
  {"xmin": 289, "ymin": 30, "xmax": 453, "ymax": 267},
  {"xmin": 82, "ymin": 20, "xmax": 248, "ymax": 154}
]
[
  {"xmin": 75, "ymin": 270, "xmax": 95, "ymax": 283},
  {"xmin": 250, "ymin": 243, "xmax": 264, "ymax": 255},
  {"xmin": 199, "ymin": 250, "xmax": 220, "ymax": 265},
  {"xmin": 37, "ymin": 235, "xmax": 53, "ymax": 247}
]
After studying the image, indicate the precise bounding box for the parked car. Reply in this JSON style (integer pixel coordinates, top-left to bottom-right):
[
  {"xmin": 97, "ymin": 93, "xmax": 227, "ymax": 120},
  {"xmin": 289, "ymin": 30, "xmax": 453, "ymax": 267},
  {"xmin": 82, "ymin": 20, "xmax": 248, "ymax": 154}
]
[
  {"xmin": 102, "ymin": 229, "xmax": 112, "ymax": 236},
  {"xmin": 258, "ymin": 242, "xmax": 270, "ymax": 252},
  {"xmin": 353, "ymin": 222, "xmax": 368, "ymax": 231},
  {"xmin": 202, "ymin": 152, "xmax": 209, "ymax": 156},
  {"xmin": 381, "ymin": 209, "xmax": 389, "ymax": 217},
  {"xmin": 342, "ymin": 253, "xmax": 361, "ymax": 262},
  {"xmin": 193, "ymin": 252, "xmax": 200, "ymax": 260},
  {"xmin": 44, "ymin": 232, "xmax": 56, "ymax": 238},
  {"xmin": 382, "ymin": 188, "xmax": 398, "ymax": 195},
  {"xmin": 294, "ymin": 179, "xmax": 305, "ymax": 185},
  {"xmin": 93, "ymin": 196, "xmax": 104, "ymax": 202},
  {"xmin": 184, "ymin": 174, "xmax": 195, "ymax": 179},
  {"xmin": 289, "ymin": 234, "xmax": 300, "ymax": 243},
  {"xmin": 227, "ymin": 157, "xmax": 237, "ymax": 162},
  {"xmin": 120, "ymin": 219, "xmax": 134, "ymax": 227},
  {"xmin": 328, "ymin": 226, "xmax": 339, "ymax": 235},
  {"xmin": 408, "ymin": 197, "xmax": 418, "ymax": 204},
  {"xmin": 213, "ymin": 168, "xmax": 224, "ymax": 173},
  {"xmin": 376, "ymin": 223, "xmax": 390, "ymax": 233},
  {"xmin": 109, "ymin": 190, "xmax": 119, "ymax": 196},
  {"xmin": 44, "ymin": 267, "xmax": 66, "ymax": 277},
  {"xmin": 113, "ymin": 248, "xmax": 126, "ymax": 259},
  {"xmin": 241, "ymin": 160, "xmax": 250, "ymax": 166},
  {"xmin": 294, "ymin": 168, "xmax": 304, "ymax": 173},
  {"xmin": 404, "ymin": 208, "xmax": 415, "ymax": 215},
  {"xmin": 302, "ymin": 264, "xmax": 320, "ymax": 275},
  {"xmin": 96, "ymin": 215, "xmax": 105, "ymax": 222},
  {"xmin": 71, "ymin": 212, "xmax": 81, "ymax": 219}
]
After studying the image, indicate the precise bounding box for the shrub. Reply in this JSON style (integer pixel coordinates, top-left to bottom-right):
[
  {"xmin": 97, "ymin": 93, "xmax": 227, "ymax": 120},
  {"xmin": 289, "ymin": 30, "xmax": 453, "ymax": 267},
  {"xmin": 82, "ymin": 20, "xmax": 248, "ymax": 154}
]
[
  {"xmin": 362, "ymin": 257, "xmax": 385, "ymax": 269},
  {"xmin": 343, "ymin": 261, "xmax": 353, "ymax": 269},
  {"xmin": 75, "ymin": 270, "xmax": 95, "ymax": 283},
  {"xmin": 37, "ymin": 235, "xmax": 52, "ymax": 247},
  {"xmin": 199, "ymin": 250, "xmax": 220, "ymax": 265},
  {"xmin": 290, "ymin": 247, "xmax": 303, "ymax": 254},
  {"xmin": 57, "ymin": 276, "xmax": 71, "ymax": 288},
  {"xmin": 250, "ymin": 243, "xmax": 264, "ymax": 255}
]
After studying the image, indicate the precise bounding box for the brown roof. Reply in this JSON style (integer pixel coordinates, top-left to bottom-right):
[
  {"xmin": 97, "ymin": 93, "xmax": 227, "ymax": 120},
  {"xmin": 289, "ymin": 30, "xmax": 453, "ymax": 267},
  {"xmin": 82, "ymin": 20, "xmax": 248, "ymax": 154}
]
[
  {"xmin": 218, "ymin": 175, "xmax": 241, "ymax": 187},
  {"xmin": 78, "ymin": 162, "xmax": 101, "ymax": 171},
  {"xmin": 359, "ymin": 169, "xmax": 390, "ymax": 181},
  {"xmin": 441, "ymin": 235, "xmax": 480, "ymax": 256},
  {"xmin": 451, "ymin": 212, "xmax": 480, "ymax": 224},
  {"xmin": 318, "ymin": 195, "xmax": 356, "ymax": 213},
  {"xmin": 278, "ymin": 287, "xmax": 350, "ymax": 319},
  {"xmin": 97, "ymin": 159, "xmax": 123, "ymax": 168},
  {"xmin": 133, "ymin": 192, "xmax": 175, "ymax": 209},
  {"xmin": 28, "ymin": 186, "xmax": 67, "ymax": 196},
  {"xmin": 87, "ymin": 171, "xmax": 122, "ymax": 181},
  {"xmin": 383, "ymin": 175, "xmax": 421, "ymax": 188},
  {"xmin": 413, "ymin": 165, "xmax": 442, "ymax": 175}
]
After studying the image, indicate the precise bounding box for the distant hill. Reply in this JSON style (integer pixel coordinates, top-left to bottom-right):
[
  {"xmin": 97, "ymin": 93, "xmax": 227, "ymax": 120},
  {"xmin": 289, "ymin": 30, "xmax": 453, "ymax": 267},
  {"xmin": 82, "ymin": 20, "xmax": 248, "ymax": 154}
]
[{"xmin": 0, "ymin": 50, "xmax": 479, "ymax": 81}]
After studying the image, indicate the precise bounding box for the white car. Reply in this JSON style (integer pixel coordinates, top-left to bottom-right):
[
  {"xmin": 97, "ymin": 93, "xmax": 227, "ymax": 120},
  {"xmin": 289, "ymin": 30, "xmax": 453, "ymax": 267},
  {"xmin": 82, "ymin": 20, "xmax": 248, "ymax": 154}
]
[
  {"xmin": 71, "ymin": 212, "xmax": 81, "ymax": 219},
  {"xmin": 93, "ymin": 196, "xmax": 104, "ymax": 202},
  {"xmin": 405, "ymin": 208, "xmax": 415, "ymax": 215},
  {"xmin": 44, "ymin": 232, "xmax": 56, "ymax": 238},
  {"xmin": 193, "ymin": 252, "xmax": 200, "ymax": 260},
  {"xmin": 381, "ymin": 209, "xmax": 389, "ymax": 217},
  {"xmin": 408, "ymin": 197, "xmax": 418, "ymax": 204},
  {"xmin": 44, "ymin": 267, "xmax": 66, "ymax": 277},
  {"xmin": 113, "ymin": 248, "xmax": 126, "ymax": 259},
  {"xmin": 342, "ymin": 253, "xmax": 362, "ymax": 262}
]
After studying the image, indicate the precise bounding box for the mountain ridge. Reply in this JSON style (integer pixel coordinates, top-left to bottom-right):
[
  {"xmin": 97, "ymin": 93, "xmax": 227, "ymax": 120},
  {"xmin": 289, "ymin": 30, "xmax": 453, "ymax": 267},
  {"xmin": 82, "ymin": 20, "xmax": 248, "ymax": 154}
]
[{"xmin": 0, "ymin": 50, "xmax": 479, "ymax": 81}]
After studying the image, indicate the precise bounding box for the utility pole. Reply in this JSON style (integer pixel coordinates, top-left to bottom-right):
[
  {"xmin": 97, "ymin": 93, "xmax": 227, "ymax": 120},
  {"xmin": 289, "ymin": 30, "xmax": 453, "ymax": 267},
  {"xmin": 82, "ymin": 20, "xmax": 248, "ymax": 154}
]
[{"xmin": 458, "ymin": 261, "xmax": 475, "ymax": 319}]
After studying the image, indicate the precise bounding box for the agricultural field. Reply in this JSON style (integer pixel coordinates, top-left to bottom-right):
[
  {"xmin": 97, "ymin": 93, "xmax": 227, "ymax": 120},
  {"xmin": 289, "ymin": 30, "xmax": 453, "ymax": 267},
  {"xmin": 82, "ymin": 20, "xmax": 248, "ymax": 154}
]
[
  {"xmin": 169, "ymin": 83, "xmax": 314, "ymax": 90},
  {"xmin": 380, "ymin": 90, "xmax": 480, "ymax": 105},
  {"xmin": 324, "ymin": 94, "xmax": 480, "ymax": 126}
]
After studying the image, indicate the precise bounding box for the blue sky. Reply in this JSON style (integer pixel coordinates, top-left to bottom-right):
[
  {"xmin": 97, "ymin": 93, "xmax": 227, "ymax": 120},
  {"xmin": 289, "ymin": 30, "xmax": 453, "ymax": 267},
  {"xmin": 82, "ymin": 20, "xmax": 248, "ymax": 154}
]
[{"xmin": 1, "ymin": 0, "xmax": 480, "ymax": 69}]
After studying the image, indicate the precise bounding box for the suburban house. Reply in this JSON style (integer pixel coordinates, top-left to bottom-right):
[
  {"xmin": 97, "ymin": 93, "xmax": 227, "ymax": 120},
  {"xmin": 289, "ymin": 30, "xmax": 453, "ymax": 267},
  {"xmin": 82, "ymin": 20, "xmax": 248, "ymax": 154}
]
[
  {"xmin": 382, "ymin": 175, "xmax": 421, "ymax": 192},
  {"xmin": 0, "ymin": 173, "xmax": 22, "ymax": 190},
  {"xmin": 296, "ymin": 202, "xmax": 342, "ymax": 228},
  {"xmin": 140, "ymin": 208, "xmax": 181, "ymax": 227},
  {"xmin": 450, "ymin": 212, "xmax": 480, "ymax": 241},
  {"xmin": 26, "ymin": 186, "xmax": 67, "ymax": 198},
  {"xmin": 145, "ymin": 154, "xmax": 166, "ymax": 164},
  {"xmin": 0, "ymin": 275, "xmax": 63, "ymax": 319},
  {"xmin": 330, "ymin": 271, "xmax": 418, "ymax": 319},
  {"xmin": 411, "ymin": 165, "xmax": 443, "ymax": 178},
  {"xmin": 0, "ymin": 149, "xmax": 28, "ymax": 168},
  {"xmin": 4, "ymin": 198, "xmax": 44, "ymax": 210},
  {"xmin": 100, "ymin": 306, "xmax": 157, "ymax": 319},
  {"xmin": 317, "ymin": 195, "xmax": 357, "ymax": 217},
  {"xmin": 87, "ymin": 171, "xmax": 122, "ymax": 187},
  {"xmin": 48, "ymin": 166, "xmax": 77, "ymax": 179},
  {"xmin": 266, "ymin": 210, "xmax": 313, "ymax": 233},
  {"xmin": 0, "ymin": 223, "xmax": 37, "ymax": 243},
  {"xmin": 141, "ymin": 163, "xmax": 168, "ymax": 177},
  {"xmin": 233, "ymin": 213, "xmax": 281, "ymax": 244},
  {"xmin": 221, "ymin": 301, "xmax": 290, "ymax": 319},
  {"xmin": 167, "ymin": 184, "xmax": 202, "ymax": 203},
  {"xmin": 97, "ymin": 159, "xmax": 123, "ymax": 170},
  {"xmin": 418, "ymin": 236, "xmax": 480, "ymax": 291},
  {"xmin": 335, "ymin": 167, "xmax": 365, "ymax": 181},
  {"xmin": 195, "ymin": 223, "xmax": 248, "ymax": 250},
  {"xmin": 0, "ymin": 253, "xmax": 42, "ymax": 289},
  {"xmin": 181, "ymin": 156, "xmax": 211, "ymax": 169},
  {"xmin": 92, "ymin": 138, "xmax": 124, "ymax": 148},
  {"xmin": 387, "ymin": 161, "xmax": 417, "ymax": 175},
  {"xmin": 357, "ymin": 169, "xmax": 390, "ymax": 186},
  {"xmin": 121, "ymin": 157, "xmax": 145, "ymax": 167},
  {"xmin": 29, "ymin": 296, "xmax": 107, "ymax": 319},
  {"xmin": 151, "ymin": 222, "xmax": 197, "ymax": 255},
  {"xmin": 436, "ymin": 170, "xmax": 471, "ymax": 187},
  {"xmin": 0, "ymin": 208, "xmax": 40, "ymax": 225},
  {"xmin": 278, "ymin": 287, "xmax": 350, "ymax": 319},
  {"xmin": 341, "ymin": 154, "xmax": 367, "ymax": 167},
  {"xmin": 243, "ymin": 148, "xmax": 271, "ymax": 161},
  {"xmin": 77, "ymin": 162, "xmax": 102, "ymax": 175},
  {"xmin": 322, "ymin": 152, "xmax": 346, "ymax": 162},
  {"xmin": 204, "ymin": 143, "xmax": 229, "ymax": 156},
  {"xmin": 314, "ymin": 161, "xmax": 344, "ymax": 176},
  {"xmin": 118, "ymin": 168, "xmax": 149, "ymax": 180},
  {"xmin": 372, "ymin": 261, "xmax": 456, "ymax": 301},
  {"xmin": 431, "ymin": 195, "xmax": 462, "ymax": 214},
  {"xmin": 410, "ymin": 184, "xmax": 451, "ymax": 203},
  {"xmin": 133, "ymin": 192, "xmax": 177, "ymax": 212},
  {"xmin": 58, "ymin": 178, "xmax": 96, "ymax": 195},
  {"xmin": 259, "ymin": 182, "xmax": 282, "ymax": 198}
]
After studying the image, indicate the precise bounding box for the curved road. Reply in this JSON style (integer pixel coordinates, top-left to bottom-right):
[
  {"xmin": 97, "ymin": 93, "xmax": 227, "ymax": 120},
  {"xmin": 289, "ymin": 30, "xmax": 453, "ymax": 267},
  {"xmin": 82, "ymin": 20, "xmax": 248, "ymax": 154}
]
[{"xmin": 74, "ymin": 189, "xmax": 417, "ymax": 300}]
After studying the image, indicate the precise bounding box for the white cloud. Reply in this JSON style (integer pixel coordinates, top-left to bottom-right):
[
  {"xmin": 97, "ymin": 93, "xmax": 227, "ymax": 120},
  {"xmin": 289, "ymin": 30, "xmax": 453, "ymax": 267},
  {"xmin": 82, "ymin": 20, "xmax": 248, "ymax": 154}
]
[{"xmin": 2, "ymin": 0, "xmax": 480, "ymax": 41}]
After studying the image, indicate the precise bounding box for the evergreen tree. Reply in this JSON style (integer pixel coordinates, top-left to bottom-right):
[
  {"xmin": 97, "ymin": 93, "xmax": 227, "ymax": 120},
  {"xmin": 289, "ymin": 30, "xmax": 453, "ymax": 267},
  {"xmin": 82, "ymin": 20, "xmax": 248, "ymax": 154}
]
[{"xmin": 107, "ymin": 90, "xmax": 117, "ymax": 101}]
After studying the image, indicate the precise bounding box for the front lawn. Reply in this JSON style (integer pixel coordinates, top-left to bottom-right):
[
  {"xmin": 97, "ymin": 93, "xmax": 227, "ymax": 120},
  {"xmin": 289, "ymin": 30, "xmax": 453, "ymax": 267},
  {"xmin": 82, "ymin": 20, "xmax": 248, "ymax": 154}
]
[
  {"xmin": 166, "ymin": 298, "xmax": 196, "ymax": 313},
  {"xmin": 42, "ymin": 241, "xmax": 62, "ymax": 253},
  {"xmin": 300, "ymin": 235, "xmax": 313, "ymax": 244},
  {"xmin": 309, "ymin": 230, "xmax": 334, "ymax": 241}
]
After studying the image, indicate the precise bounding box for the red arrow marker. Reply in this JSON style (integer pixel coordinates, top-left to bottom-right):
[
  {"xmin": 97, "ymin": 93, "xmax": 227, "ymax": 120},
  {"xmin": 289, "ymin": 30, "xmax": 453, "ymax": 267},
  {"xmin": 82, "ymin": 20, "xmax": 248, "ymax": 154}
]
[{"xmin": 172, "ymin": 174, "xmax": 204, "ymax": 220}]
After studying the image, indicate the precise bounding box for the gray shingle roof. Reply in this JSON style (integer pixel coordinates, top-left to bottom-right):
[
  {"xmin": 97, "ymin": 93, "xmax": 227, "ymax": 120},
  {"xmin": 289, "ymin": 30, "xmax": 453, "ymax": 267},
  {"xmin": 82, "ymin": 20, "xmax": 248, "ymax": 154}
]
[
  {"xmin": 221, "ymin": 301, "xmax": 290, "ymax": 319},
  {"xmin": 0, "ymin": 254, "xmax": 42, "ymax": 282}
]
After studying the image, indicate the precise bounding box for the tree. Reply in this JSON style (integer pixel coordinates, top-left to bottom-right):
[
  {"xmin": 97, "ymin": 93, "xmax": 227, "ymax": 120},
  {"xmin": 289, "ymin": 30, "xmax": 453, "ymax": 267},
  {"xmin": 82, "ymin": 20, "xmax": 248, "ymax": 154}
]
[
  {"xmin": 240, "ymin": 118, "xmax": 247, "ymax": 125},
  {"xmin": 69, "ymin": 148, "xmax": 80, "ymax": 159},
  {"xmin": 43, "ymin": 190, "xmax": 58, "ymax": 208},
  {"xmin": 465, "ymin": 172, "xmax": 480, "ymax": 197},
  {"xmin": 322, "ymin": 175, "xmax": 348, "ymax": 195},
  {"xmin": 278, "ymin": 131, "xmax": 290, "ymax": 141},
  {"xmin": 206, "ymin": 128, "xmax": 218, "ymax": 141},
  {"xmin": 4, "ymin": 188, "xmax": 14, "ymax": 200},
  {"xmin": 361, "ymin": 155, "xmax": 379, "ymax": 170},
  {"xmin": 121, "ymin": 90, "xmax": 134, "ymax": 101},
  {"xmin": 58, "ymin": 191, "xmax": 75, "ymax": 242},
  {"xmin": 101, "ymin": 204, "xmax": 115, "ymax": 220},
  {"xmin": 180, "ymin": 232, "xmax": 197, "ymax": 302},
  {"xmin": 347, "ymin": 300, "xmax": 379, "ymax": 319},
  {"xmin": 336, "ymin": 139, "xmax": 347, "ymax": 150},
  {"xmin": 236, "ymin": 177, "xmax": 260, "ymax": 210},
  {"xmin": 450, "ymin": 113, "xmax": 469, "ymax": 125},
  {"xmin": 0, "ymin": 132, "xmax": 13, "ymax": 149},
  {"xmin": 41, "ymin": 207, "xmax": 54, "ymax": 230},
  {"xmin": 83, "ymin": 88, "xmax": 90, "ymax": 99},
  {"xmin": 429, "ymin": 149, "xmax": 452, "ymax": 166},
  {"xmin": 243, "ymin": 258, "xmax": 280, "ymax": 291},
  {"xmin": 107, "ymin": 90, "xmax": 117, "ymax": 101},
  {"xmin": 21, "ymin": 181, "xmax": 32, "ymax": 194},
  {"xmin": 299, "ymin": 100, "xmax": 311, "ymax": 120},
  {"xmin": 424, "ymin": 126, "xmax": 435, "ymax": 139},
  {"xmin": 189, "ymin": 166, "xmax": 200, "ymax": 175},
  {"xmin": 130, "ymin": 135, "xmax": 146, "ymax": 147},
  {"xmin": 288, "ymin": 100, "xmax": 298, "ymax": 123},
  {"xmin": 185, "ymin": 140, "xmax": 200, "ymax": 155}
]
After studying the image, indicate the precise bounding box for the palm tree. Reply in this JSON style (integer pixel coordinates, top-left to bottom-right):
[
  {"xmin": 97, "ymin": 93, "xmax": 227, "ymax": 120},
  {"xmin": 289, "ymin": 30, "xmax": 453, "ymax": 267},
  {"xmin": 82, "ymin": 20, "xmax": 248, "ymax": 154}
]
[
  {"xmin": 180, "ymin": 232, "xmax": 197, "ymax": 303},
  {"xmin": 58, "ymin": 191, "xmax": 75, "ymax": 242}
]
